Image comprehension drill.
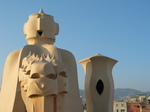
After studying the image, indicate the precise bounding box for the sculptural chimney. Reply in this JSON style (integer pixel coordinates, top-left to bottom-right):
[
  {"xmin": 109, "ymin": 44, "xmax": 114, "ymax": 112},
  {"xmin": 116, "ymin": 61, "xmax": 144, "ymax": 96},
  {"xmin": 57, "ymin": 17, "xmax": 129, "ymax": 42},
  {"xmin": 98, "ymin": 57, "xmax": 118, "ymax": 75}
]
[
  {"xmin": 0, "ymin": 9, "xmax": 83, "ymax": 112},
  {"xmin": 79, "ymin": 54, "xmax": 117, "ymax": 112}
]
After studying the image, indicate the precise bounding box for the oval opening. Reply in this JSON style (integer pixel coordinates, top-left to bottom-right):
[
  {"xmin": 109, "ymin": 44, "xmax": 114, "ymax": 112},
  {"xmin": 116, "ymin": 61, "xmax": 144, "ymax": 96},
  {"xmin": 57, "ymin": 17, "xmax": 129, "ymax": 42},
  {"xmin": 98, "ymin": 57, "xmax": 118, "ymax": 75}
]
[{"xmin": 96, "ymin": 79, "xmax": 104, "ymax": 95}]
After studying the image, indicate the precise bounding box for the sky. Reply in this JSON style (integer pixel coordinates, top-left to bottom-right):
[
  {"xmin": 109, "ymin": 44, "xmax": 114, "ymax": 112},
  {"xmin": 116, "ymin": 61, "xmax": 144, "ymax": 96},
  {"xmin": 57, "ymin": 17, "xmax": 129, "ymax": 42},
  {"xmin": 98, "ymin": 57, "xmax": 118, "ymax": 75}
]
[{"xmin": 0, "ymin": 0, "xmax": 150, "ymax": 92}]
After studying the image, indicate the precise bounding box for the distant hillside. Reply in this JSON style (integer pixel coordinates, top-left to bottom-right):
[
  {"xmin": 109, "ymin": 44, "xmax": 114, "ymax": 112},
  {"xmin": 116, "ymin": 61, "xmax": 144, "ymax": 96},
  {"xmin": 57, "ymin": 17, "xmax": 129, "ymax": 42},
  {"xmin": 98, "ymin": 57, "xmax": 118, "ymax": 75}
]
[
  {"xmin": 80, "ymin": 88, "xmax": 150, "ymax": 100},
  {"xmin": 114, "ymin": 88, "xmax": 150, "ymax": 99}
]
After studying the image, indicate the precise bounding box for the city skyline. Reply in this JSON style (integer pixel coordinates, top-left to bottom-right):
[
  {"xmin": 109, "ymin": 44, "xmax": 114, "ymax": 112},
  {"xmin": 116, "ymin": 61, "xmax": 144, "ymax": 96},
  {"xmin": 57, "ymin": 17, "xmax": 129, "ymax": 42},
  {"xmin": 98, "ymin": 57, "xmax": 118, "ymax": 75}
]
[{"xmin": 0, "ymin": 0, "xmax": 150, "ymax": 92}]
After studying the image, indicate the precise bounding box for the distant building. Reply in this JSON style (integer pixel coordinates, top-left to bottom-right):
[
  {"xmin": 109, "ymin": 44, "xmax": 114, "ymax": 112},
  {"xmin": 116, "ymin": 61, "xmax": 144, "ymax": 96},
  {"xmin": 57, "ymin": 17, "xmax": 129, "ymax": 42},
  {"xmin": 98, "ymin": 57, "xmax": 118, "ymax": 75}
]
[
  {"xmin": 127, "ymin": 102, "xmax": 142, "ymax": 112},
  {"xmin": 137, "ymin": 94, "xmax": 147, "ymax": 103},
  {"xmin": 147, "ymin": 95, "xmax": 150, "ymax": 104},
  {"xmin": 114, "ymin": 94, "xmax": 150, "ymax": 112},
  {"xmin": 130, "ymin": 98, "xmax": 137, "ymax": 102},
  {"xmin": 114, "ymin": 102, "xmax": 127, "ymax": 112},
  {"xmin": 127, "ymin": 102, "xmax": 150, "ymax": 112}
]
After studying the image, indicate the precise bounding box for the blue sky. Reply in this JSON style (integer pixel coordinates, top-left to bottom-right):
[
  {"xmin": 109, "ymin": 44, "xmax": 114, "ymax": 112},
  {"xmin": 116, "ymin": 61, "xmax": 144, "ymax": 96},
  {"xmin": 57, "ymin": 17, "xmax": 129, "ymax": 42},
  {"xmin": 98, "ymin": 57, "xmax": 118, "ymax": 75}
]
[{"xmin": 0, "ymin": 0, "xmax": 150, "ymax": 92}]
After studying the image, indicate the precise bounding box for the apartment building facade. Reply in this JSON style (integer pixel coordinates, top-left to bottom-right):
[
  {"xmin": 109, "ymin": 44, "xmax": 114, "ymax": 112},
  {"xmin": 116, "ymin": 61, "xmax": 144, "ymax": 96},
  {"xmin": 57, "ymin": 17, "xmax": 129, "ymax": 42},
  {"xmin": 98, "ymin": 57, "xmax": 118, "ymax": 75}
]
[{"xmin": 114, "ymin": 102, "xmax": 127, "ymax": 112}]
